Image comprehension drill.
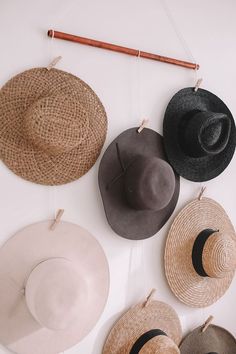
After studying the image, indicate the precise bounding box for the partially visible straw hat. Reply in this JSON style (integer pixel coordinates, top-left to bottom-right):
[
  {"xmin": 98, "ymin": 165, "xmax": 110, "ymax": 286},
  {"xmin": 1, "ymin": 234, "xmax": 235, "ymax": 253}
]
[
  {"xmin": 180, "ymin": 316, "xmax": 236, "ymax": 354},
  {"xmin": 0, "ymin": 67, "xmax": 107, "ymax": 185},
  {"xmin": 103, "ymin": 290, "xmax": 182, "ymax": 354},
  {"xmin": 165, "ymin": 194, "xmax": 236, "ymax": 307}
]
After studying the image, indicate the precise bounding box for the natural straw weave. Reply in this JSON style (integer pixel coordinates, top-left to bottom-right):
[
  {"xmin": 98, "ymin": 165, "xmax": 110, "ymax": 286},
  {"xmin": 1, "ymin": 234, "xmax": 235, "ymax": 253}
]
[
  {"xmin": 0, "ymin": 68, "xmax": 107, "ymax": 185},
  {"xmin": 165, "ymin": 197, "xmax": 236, "ymax": 308},
  {"xmin": 102, "ymin": 300, "xmax": 182, "ymax": 354}
]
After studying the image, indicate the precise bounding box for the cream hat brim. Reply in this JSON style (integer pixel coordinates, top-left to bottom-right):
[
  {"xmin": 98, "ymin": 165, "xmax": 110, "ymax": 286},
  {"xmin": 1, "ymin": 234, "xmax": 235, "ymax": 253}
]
[
  {"xmin": 0, "ymin": 221, "xmax": 109, "ymax": 354},
  {"xmin": 165, "ymin": 197, "xmax": 236, "ymax": 307}
]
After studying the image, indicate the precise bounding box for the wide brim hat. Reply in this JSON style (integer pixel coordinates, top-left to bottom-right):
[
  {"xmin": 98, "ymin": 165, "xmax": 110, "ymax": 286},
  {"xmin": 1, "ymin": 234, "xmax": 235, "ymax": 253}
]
[
  {"xmin": 103, "ymin": 293, "xmax": 182, "ymax": 354},
  {"xmin": 180, "ymin": 323, "xmax": 236, "ymax": 353},
  {"xmin": 0, "ymin": 220, "xmax": 109, "ymax": 354},
  {"xmin": 165, "ymin": 196, "xmax": 236, "ymax": 307},
  {"xmin": 163, "ymin": 87, "xmax": 236, "ymax": 182},
  {"xmin": 0, "ymin": 67, "xmax": 107, "ymax": 185},
  {"xmin": 98, "ymin": 127, "xmax": 180, "ymax": 240}
]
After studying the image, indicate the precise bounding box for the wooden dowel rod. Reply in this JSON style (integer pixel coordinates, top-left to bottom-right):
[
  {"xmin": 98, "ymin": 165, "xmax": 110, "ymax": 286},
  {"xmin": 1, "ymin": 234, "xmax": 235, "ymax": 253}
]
[{"xmin": 48, "ymin": 29, "xmax": 199, "ymax": 70}]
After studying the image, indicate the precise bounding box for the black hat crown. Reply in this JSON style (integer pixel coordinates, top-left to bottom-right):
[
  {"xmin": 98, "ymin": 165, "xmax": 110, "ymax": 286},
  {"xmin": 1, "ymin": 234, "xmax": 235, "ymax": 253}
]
[{"xmin": 182, "ymin": 111, "xmax": 231, "ymax": 158}]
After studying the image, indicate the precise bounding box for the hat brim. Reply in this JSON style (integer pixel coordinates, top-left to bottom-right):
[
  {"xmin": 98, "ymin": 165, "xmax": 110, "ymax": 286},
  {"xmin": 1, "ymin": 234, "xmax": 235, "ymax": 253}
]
[
  {"xmin": 0, "ymin": 68, "xmax": 107, "ymax": 185},
  {"xmin": 102, "ymin": 300, "xmax": 182, "ymax": 354},
  {"xmin": 180, "ymin": 324, "xmax": 236, "ymax": 353},
  {"xmin": 0, "ymin": 221, "xmax": 109, "ymax": 354},
  {"xmin": 165, "ymin": 197, "xmax": 236, "ymax": 307},
  {"xmin": 98, "ymin": 128, "xmax": 180, "ymax": 240},
  {"xmin": 163, "ymin": 87, "xmax": 236, "ymax": 182}
]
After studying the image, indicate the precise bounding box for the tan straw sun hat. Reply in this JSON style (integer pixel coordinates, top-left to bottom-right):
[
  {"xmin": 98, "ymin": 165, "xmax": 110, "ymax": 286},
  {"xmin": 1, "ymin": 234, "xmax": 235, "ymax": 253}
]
[
  {"xmin": 0, "ymin": 67, "xmax": 107, "ymax": 185},
  {"xmin": 0, "ymin": 218, "xmax": 109, "ymax": 354},
  {"xmin": 165, "ymin": 191, "xmax": 236, "ymax": 307},
  {"xmin": 103, "ymin": 290, "xmax": 182, "ymax": 354}
]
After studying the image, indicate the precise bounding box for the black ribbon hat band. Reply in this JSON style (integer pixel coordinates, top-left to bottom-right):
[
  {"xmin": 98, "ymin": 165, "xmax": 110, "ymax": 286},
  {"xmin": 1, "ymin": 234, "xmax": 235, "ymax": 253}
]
[
  {"xmin": 130, "ymin": 329, "xmax": 167, "ymax": 354},
  {"xmin": 192, "ymin": 228, "xmax": 218, "ymax": 277}
]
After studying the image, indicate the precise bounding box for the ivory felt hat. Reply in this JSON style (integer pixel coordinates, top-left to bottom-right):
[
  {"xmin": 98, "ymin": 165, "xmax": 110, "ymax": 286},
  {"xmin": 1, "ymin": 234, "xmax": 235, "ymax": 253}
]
[
  {"xmin": 165, "ymin": 196, "xmax": 236, "ymax": 307},
  {"xmin": 0, "ymin": 67, "xmax": 107, "ymax": 185},
  {"xmin": 163, "ymin": 87, "xmax": 236, "ymax": 182},
  {"xmin": 180, "ymin": 321, "xmax": 236, "ymax": 354},
  {"xmin": 0, "ymin": 220, "xmax": 109, "ymax": 354},
  {"xmin": 102, "ymin": 291, "xmax": 182, "ymax": 354},
  {"xmin": 98, "ymin": 127, "xmax": 180, "ymax": 240}
]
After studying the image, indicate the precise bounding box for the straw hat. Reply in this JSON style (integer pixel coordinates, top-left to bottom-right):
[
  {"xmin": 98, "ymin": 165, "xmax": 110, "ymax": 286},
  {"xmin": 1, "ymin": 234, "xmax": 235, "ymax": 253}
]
[
  {"xmin": 180, "ymin": 318, "xmax": 236, "ymax": 353},
  {"xmin": 165, "ymin": 195, "xmax": 236, "ymax": 307},
  {"xmin": 99, "ymin": 127, "xmax": 180, "ymax": 240},
  {"xmin": 0, "ymin": 67, "xmax": 107, "ymax": 185},
  {"xmin": 163, "ymin": 87, "xmax": 236, "ymax": 182},
  {"xmin": 103, "ymin": 290, "xmax": 182, "ymax": 354},
  {"xmin": 0, "ymin": 219, "xmax": 109, "ymax": 354}
]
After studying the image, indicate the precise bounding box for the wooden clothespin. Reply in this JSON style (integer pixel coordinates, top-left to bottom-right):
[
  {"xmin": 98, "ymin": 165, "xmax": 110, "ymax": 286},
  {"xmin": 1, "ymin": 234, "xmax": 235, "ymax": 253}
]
[
  {"xmin": 47, "ymin": 56, "xmax": 62, "ymax": 71},
  {"xmin": 143, "ymin": 288, "xmax": 156, "ymax": 307},
  {"xmin": 138, "ymin": 119, "xmax": 149, "ymax": 133},
  {"xmin": 201, "ymin": 315, "xmax": 214, "ymax": 332},
  {"xmin": 194, "ymin": 78, "xmax": 203, "ymax": 92},
  {"xmin": 50, "ymin": 209, "xmax": 64, "ymax": 230},
  {"xmin": 198, "ymin": 186, "xmax": 206, "ymax": 200}
]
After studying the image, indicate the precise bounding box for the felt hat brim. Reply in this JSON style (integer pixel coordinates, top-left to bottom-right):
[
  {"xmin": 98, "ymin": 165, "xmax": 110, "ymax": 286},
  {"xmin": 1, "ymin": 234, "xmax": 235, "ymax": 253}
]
[
  {"xmin": 0, "ymin": 68, "xmax": 107, "ymax": 185},
  {"xmin": 0, "ymin": 221, "xmax": 109, "ymax": 354},
  {"xmin": 102, "ymin": 299, "xmax": 182, "ymax": 354},
  {"xmin": 180, "ymin": 324, "xmax": 236, "ymax": 353},
  {"xmin": 98, "ymin": 127, "xmax": 180, "ymax": 240},
  {"xmin": 163, "ymin": 87, "xmax": 236, "ymax": 182},
  {"xmin": 164, "ymin": 197, "xmax": 236, "ymax": 307}
]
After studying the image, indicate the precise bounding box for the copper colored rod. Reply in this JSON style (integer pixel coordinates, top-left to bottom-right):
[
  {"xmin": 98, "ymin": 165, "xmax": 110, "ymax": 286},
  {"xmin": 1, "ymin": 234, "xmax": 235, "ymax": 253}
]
[{"xmin": 48, "ymin": 30, "xmax": 199, "ymax": 70}]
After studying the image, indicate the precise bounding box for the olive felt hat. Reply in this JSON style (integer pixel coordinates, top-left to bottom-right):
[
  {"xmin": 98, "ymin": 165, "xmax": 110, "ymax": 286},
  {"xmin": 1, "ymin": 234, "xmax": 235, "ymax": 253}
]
[
  {"xmin": 180, "ymin": 318, "xmax": 236, "ymax": 354},
  {"xmin": 0, "ymin": 67, "xmax": 107, "ymax": 185},
  {"xmin": 163, "ymin": 87, "xmax": 236, "ymax": 182},
  {"xmin": 98, "ymin": 127, "xmax": 180, "ymax": 240}
]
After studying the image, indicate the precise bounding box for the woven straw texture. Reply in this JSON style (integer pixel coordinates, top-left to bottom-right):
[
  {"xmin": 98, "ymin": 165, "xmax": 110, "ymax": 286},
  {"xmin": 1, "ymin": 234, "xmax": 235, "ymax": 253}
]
[
  {"xmin": 102, "ymin": 300, "xmax": 182, "ymax": 354},
  {"xmin": 165, "ymin": 197, "xmax": 236, "ymax": 307},
  {"xmin": 0, "ymin": 68, "xmax": 107, "ymax": 185},
  {"xmin": 180, "ymin": 324, "xmax": 236, "ymax": 354}
]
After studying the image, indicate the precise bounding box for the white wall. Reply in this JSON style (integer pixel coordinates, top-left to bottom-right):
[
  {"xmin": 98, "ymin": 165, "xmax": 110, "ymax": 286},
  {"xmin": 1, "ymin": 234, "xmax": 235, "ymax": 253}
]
[{"xmin": 0, "ymin": 0, "xmax": 236, "ymax": 353}]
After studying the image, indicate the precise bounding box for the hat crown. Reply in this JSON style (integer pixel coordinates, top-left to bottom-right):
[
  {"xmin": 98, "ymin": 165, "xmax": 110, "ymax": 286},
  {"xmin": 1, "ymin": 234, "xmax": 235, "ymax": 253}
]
[
  {"xmin": 202, "ymin": 231, "xmax": 236, "ymax": 278},
  {"xmin": 25, "ymin": 258, "xmax": 86, "ymax": 330},
  {"xmin": 182, "ymin": 111, "xmax": 231, "ymax": 157},
  {"xmin": 24, "ymin": 95, "xmax": 89, "ymax": 155},
  {"xmin": 124, "ymin": 156, "xmax": 175, "ymax": 211},
  {"xmin": 139, "ymin": 335, "xmax": 180, "ymax": 354}
]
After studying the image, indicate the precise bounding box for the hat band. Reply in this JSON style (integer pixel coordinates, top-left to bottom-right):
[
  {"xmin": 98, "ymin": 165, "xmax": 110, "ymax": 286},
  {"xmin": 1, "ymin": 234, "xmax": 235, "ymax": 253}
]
[
  {"xmin": 130, "ymin": 329, "xmax": 167, "ymax": 354},
  {"xmin": 192, "ymin": 228, "xmax": 216, "ymax": 277}
]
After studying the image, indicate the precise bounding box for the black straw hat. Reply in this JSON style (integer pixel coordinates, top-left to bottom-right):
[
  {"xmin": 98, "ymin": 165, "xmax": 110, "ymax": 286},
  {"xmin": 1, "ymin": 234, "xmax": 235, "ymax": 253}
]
[
  {"xmin": 98, "ymin": 127, "xmax": 180, "ymax": 240},
  {"xmin": 163, "ymin": 87, "xmax": 236, "ymax": 182}
]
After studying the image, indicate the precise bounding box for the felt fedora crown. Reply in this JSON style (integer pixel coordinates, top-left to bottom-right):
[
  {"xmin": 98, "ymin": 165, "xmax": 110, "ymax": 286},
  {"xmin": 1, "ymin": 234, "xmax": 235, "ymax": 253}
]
[
  {"xmin": 180, "ymin": 319, "xmax": 236, "ymax": 354},
  {"xmin": 0, "ymin": 67, "xmax": 107, "ymax": 185},
  {"xmin": 165, "ymin": 195, "xmax": 236, "ymax": 307},
  {"xmin": 99, "ymin": 127, "xmax": 180, "ymax": 240},
  {"xmin": 0, "ymin": 220, "xmax": 109, "ymax": 354},
  {"xmin": 103, "ymin": 290, "xmax": 182, "ymax": 354},
  {"xmin": 163, "ymin": 87, "xmax": 236, "ymax": 182}
]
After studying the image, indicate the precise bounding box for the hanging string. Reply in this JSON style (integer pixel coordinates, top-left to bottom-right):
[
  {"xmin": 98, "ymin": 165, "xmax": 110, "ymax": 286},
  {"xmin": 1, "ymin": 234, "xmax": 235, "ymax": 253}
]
[{"xmin": 160, "ymin": 0, "xmax": 200, "ymax": 83}]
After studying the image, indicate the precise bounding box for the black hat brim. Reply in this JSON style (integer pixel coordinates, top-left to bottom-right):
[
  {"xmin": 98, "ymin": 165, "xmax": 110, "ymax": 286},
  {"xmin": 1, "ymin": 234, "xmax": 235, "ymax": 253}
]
[
  {"xmin": 98, "ymin": 128, "xmax": 180, "ymax": 240},
  {"xmin": 163, "ymin": 88, "xmax": 236, "ymax": 182}
]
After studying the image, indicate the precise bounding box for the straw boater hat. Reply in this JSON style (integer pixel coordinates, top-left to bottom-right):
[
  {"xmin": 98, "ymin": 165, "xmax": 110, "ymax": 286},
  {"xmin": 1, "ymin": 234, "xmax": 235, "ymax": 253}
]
[
  {"xmin": 163, "ymin": 87, "xmax": 236, "ymax": 182},
  {"xmin": 165, "ymin": 192, "xmax": 236, "ymax": 307},
  {"xmin": 0, "ymin": 218, "xmax": 109, "ymax": 354},
  {"xmin": 0, "ymin": 67, "xmax": 107, "ymax": 185},
  {"xmin": 103, "ymin": 290, "xmax": 182, "ymax": 354},
  {"xmin": 180, "ymin": 316, "xmax": 236, "ymax": 354},
  {"xmin": 98, "ymin": 127, "xmax": 180, "ymax": 240}
]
